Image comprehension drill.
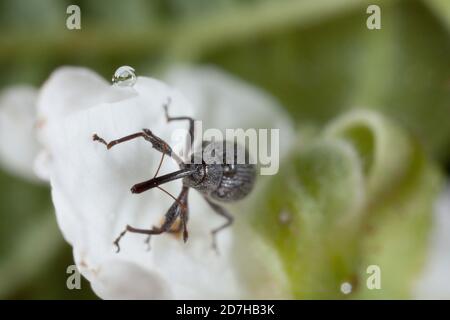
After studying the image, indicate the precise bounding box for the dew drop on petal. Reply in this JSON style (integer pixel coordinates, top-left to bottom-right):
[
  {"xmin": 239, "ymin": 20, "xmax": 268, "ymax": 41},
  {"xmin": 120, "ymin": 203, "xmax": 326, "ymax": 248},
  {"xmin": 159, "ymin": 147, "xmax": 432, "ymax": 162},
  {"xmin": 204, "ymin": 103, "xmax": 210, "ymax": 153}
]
[
  {"xmin": 112, "ymin": 66, "xmax": 137, "ymax": 87},
  {"xmin": 340, "ymin": 282, "xmax": 352, "ymax": 295}
]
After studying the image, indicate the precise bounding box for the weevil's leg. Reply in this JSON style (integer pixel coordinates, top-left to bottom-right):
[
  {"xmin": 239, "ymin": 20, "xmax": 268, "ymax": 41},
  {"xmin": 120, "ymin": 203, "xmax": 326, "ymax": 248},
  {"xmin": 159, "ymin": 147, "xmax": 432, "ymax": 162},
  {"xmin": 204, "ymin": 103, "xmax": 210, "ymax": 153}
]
[
  {"xmin": 142, "ymin": 128, "xmax": 183, "ymax": 164},
  {"xmin": 93, "ymin": 132, "xmax": 147, "ymax": 150},
  {"xmin": 144, "ymin": 225, "xmax": 156, "ymax": 251},
  {"xmin": 115, "ymin": 187, "xmax": 189, "ymax": 252},
  {"xmin": 144, "ymin": 219, "xmax": 183, "ymax": 251},
  {"xmin": 144, "ymin": 186, "xmax": 189, "ymax": 249},
  {"xmin": 204, "ymin": 197, "xmax": 234, "ymax": 253},
  {"xmin": 179, "ymin": 188, "xmax": 190, "ymax": 242},
  {"xmin": 114, "ymin": 202, "xmax": 180, "ymax": 253},
  {"xmin": 93, "ymin": 129, "xmax": 182, "ymax": 164},
  {"xmin": 163, "ymin": 98, "xmax": 195, "ymax": 156}
]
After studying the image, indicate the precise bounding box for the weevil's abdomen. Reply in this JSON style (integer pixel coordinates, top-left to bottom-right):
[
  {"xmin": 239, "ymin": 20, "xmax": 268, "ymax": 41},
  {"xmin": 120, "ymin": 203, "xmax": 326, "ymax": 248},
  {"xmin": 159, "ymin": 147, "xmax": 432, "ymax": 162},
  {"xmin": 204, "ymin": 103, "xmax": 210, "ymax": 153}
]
[{"xmin": 182, "ymin": 140, "xmax": 256, "ymax": 202}]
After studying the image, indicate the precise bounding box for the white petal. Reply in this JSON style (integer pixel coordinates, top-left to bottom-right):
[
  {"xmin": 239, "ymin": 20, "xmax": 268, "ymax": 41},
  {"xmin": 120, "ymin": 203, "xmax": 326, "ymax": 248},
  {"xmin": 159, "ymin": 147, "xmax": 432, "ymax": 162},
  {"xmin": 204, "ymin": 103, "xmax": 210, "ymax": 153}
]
[
  {"xmin": 33, "ymin": 150, "xmax": 51, "ymax": 181},
  {"xmin": 89, "ymin": 258, "xmax": 171, "ymax": 300},
  {"xmin": 0, "ymin": 85, "xmax": 40, "ymax": 181},
  {"xmin": 35, "ymin": 66, "xmax": 137, "ymax": 180},
  {"xmin": 414, "ymin": 184, "xmax": 450, "ymax": 299},
  {"xmin": 164, "ymin": 65, "xmax": 294, "ymax": 158},
  {"xmin": 37, "ymin": 66, "xmax": 136, "ymax": 124}
]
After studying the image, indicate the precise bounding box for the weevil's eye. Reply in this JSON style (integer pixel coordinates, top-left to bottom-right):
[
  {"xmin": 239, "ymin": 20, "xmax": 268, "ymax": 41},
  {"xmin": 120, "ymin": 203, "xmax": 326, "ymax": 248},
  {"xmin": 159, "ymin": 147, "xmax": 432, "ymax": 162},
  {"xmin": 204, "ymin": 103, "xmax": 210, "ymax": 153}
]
[{"xmin": 223, "ymin": 164, "xmax": 236, "ymax": 176}]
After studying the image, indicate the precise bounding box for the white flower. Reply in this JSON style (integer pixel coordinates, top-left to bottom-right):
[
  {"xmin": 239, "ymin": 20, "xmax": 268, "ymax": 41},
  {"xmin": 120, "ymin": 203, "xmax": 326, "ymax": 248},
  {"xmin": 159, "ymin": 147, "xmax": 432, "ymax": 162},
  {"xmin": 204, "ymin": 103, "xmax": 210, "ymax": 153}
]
[
  {"xmin": 35, "ymin": 65, "xmax": 294, "ymax": 299},
  {"xmin": 0, "ymin": 86, "xmax": 40, "ymax": 181}
]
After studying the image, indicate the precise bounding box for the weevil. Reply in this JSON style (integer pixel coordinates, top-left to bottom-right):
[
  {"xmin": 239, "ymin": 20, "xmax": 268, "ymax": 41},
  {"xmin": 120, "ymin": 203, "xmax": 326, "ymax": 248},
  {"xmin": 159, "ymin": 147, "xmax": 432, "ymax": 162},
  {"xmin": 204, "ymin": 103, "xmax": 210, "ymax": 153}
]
[{"xmin": 93, "ymin": 99, "xmax": 256, "ymax": 252}]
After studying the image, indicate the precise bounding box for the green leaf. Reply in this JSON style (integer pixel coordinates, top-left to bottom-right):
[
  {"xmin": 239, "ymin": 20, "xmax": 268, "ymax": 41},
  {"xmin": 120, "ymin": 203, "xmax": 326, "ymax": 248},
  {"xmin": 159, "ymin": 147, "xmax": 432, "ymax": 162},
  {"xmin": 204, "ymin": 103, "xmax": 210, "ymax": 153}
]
[{"xmin": 247, "ymin": 110, "xmax": 442, "ymax": 298}]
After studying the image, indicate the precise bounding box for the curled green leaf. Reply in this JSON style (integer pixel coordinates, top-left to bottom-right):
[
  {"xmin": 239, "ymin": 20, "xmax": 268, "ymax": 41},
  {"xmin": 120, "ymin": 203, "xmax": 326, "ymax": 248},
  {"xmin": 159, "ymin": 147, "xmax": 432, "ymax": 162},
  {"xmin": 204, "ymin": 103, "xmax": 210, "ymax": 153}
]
[{"xmin": 244, "ymin": 109, "xmax": 442, "ymax": 299}]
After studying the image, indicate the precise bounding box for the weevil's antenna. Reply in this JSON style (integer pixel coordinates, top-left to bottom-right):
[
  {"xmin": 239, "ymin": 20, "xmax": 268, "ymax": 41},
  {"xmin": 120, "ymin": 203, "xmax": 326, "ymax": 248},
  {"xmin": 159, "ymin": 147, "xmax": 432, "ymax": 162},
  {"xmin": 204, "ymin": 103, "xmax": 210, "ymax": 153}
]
[
  {"xmin": 146, "ymin": 144, "xmax": 188, "ymax": 208},
  {"xmin": 152, "ymin": 144, "xmax": 167, "ymax": 178},
  {"xmin": 156, "ymin": 186, "xmax": 186, "ymax": 210}
]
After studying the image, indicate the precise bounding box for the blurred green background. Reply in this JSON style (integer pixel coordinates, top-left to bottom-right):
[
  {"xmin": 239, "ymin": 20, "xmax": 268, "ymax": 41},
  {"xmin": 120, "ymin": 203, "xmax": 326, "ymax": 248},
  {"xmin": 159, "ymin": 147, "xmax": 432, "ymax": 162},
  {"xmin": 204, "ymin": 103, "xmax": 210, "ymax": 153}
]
[{"xmin": 0, "ymin": 0, "xmax": 448, "ymax": 299}]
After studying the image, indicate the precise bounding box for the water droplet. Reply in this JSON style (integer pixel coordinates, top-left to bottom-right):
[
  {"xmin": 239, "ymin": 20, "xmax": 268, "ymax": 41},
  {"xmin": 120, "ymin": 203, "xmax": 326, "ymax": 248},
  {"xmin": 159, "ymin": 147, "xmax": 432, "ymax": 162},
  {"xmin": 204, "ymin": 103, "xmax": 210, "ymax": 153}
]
[
  {"xmin": 340, "ymin": 282, "xmax": 352, "ymax": 295},
  {"xmin": 112, "ymin": 66, "xmax": 137, "ymax": 87}
]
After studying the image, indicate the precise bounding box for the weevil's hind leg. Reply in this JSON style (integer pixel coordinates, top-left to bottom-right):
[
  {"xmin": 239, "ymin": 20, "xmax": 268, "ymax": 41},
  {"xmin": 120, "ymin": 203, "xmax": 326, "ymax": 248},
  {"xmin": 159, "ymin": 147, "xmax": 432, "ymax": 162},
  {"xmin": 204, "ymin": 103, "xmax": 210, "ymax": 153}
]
[
  {"xmin": 204, "ymin": 197, "xmax": 234, "ymax": 253},
  {"xmin": 163, "ymin": 98, "xmax": 195, "ymax": 154}
]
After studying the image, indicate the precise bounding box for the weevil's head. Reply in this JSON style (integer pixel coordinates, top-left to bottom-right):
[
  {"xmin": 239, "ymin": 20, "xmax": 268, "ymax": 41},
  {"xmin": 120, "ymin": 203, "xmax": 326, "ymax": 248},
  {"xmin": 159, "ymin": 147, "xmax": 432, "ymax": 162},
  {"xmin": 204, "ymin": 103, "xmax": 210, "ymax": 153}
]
[{"xmin": 181, "ymin": 140, "xmax": 255, "ymax": 199}]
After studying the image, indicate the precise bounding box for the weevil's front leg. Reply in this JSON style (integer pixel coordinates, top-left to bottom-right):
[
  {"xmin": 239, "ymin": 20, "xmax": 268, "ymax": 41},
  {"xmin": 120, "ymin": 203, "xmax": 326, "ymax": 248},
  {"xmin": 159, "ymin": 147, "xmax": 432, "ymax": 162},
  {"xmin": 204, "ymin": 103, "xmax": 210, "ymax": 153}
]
[
  {"xmin": 180, "ymin": 189, "xmax": 190, "ymax": 242},
  {"xmin": 204, "ymin": 197, "xmax": 234, "ymax": 253},
  {"xmin": 144, "ymin": 219, "xmax": 183, "ymax": 251},
  {"xmin": 93, "ymin": 132, "xmax": 147, "ymax": 150},
  {"xmin": 93, "ymin": 129, "xmax": 182, "ymax": 164},
  {"xmin": 114, "ymin": 201, "xmax": 180, "ymax": 253},
  {"xmin": 141, "ymin": 129, "xmax": 182, "ymax": 163},
  {"xmin": 114, "ymin": 187, "xmax": 189, "ymax": 252},
  {"xmin": 144, "ymin": 186, "xmax": 189, "ymax": 250}
]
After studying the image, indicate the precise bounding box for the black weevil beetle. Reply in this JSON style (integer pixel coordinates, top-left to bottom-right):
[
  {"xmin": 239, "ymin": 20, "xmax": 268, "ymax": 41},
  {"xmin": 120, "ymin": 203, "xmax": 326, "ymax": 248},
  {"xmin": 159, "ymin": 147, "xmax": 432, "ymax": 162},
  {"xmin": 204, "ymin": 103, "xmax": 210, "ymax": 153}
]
[{"xmin": 93, "ymin": 98, "xmax": 256, "ymax": 252}]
